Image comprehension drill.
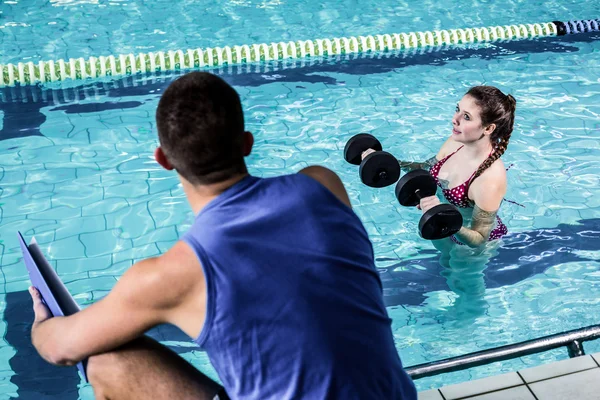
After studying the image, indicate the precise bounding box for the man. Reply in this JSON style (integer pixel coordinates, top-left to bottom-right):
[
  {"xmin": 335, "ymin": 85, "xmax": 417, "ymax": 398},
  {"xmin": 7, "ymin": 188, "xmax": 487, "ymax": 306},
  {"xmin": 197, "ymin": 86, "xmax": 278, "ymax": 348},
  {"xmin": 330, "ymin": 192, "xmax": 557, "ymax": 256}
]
[{"xmin": 29, "ymin": 71, "xmax": 417, "ymax": 399}]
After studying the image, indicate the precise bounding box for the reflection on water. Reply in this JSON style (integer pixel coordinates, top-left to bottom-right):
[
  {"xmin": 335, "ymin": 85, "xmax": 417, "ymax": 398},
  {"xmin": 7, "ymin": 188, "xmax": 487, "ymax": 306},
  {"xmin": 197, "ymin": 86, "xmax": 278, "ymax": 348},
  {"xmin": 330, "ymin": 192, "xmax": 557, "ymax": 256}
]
[
  {"xmin": 380, "ymin": 218, "xmax": 600, "ymax": 308},
  {"xmin": 435, "ymin": 239, "xmax": 501, "ymax": 319}
]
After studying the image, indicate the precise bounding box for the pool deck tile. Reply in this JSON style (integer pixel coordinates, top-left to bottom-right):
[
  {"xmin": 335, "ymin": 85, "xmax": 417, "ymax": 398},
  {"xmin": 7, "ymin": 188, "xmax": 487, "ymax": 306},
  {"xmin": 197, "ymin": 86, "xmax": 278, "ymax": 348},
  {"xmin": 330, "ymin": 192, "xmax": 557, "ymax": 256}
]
[
  {"xmin": 439, "ymin": 372, "xmax": 524, "ymax": 400},
  {"xmin": 519, "ymin": 354, "xmax": 597, "ymax": 383},
  {"xmin": 529, "ymin": 368, "xmax": 600, "ymax": 399},
  {"xmin": 420, "ymin": 355, "xmax": 600, "ymax": 400},
  {"xmin": 463, "ymin": 386, "xmax": 536, "ymax": 400},
  {"xmin": 418, "ymin": 389, "xmax": 445, "ymax": 400}
]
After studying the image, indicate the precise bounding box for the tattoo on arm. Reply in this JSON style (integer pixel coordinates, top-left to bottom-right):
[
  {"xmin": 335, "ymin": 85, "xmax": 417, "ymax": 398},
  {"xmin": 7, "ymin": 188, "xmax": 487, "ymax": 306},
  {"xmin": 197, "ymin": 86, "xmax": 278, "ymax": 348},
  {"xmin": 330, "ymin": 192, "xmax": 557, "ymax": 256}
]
[
  {"xmin": 454, "ymin": 205, "xmax": 498, "ymax": 247},
  {"xmin": 399, "ymin": 156, "xmax": 439, "ymax": 172}
]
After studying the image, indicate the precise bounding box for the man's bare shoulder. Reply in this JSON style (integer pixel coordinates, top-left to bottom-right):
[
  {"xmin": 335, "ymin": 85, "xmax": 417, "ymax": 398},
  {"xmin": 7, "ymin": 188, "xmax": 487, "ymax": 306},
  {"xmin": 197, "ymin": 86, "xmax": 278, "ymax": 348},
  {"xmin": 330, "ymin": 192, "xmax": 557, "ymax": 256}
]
[
  {"xmin": 156, "ymin": 240, "xmax": 204, "ymax": 281},
  {"xmin": 298, "ymin": 166, "xmax": 352, "ymax": 208},
  {"xmin": 116, "ymin": 241, "xmax": 204, "ymax": 311},
  {"xmin": 147, "ymin": 240, "xmax": 207, "ymax": 337}
]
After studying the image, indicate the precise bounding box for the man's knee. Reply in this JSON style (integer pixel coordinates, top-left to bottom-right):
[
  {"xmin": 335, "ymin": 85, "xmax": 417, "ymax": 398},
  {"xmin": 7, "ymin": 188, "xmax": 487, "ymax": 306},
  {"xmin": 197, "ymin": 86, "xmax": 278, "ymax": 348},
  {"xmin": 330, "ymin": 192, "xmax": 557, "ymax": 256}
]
[
  {"xmin": 87, "ymin": 351, "xmax": 121, "ymax": 386},
  {"xmin": 85, "ymin": 337, "xmax": 221, "ymax": 400},
  {"xmin": 87, "ymin": 337, "xmax": 150, "ymax": 384},
  {"xmin": 86, "ymin": 351, "xmax": 121, "ymax": 400}
]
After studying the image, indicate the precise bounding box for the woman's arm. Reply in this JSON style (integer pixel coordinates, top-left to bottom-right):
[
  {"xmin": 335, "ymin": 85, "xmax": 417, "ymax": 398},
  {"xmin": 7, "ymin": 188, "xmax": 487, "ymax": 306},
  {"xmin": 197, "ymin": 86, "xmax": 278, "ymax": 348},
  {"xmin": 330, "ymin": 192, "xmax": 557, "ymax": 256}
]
[
  {"xmin": 453, "ymin": 205, "xmax": 500, "ymax": 247},
  {"xmin": 399, "ymin": 156, "xmax": 439, "ymax": 172},
  {"xmin": 453, "ymin": 176, "xmax": 507, "ymax": 248},
  {"xmin": 400, "ymin": 135, "xmax": 458, "ymax": 172}
]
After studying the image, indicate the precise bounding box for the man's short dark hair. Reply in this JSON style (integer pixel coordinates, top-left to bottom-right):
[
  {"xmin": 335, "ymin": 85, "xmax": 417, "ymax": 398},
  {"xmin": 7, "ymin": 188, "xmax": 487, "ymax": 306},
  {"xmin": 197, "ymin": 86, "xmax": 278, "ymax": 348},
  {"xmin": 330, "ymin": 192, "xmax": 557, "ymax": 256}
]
[{"xmin": 156, "ymin": 72, "xmax": 247, "ymax": 185}]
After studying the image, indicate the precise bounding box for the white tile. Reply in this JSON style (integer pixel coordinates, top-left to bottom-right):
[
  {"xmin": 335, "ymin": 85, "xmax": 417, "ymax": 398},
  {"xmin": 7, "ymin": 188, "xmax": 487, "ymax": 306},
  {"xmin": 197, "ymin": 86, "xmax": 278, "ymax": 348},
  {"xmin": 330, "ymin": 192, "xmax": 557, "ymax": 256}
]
[
  {"xmin": 466, "ymin": 386, "xmax": 535, "ymax": 400},
  {"xmin": 440, "ymin": 372, "xmax": 524, "ymax": 400},
  {"xmin": 418, "ymin": 389, "xmax": 444, "ymax": 400},
  {"xmin": 588, "ymin": 352, "xmax": 600, "ymax": 366},
  {"xmin": 529, "ymin": 368, "xmax": 600, "ymax": 399},
  {"xmin": 519, "ymin": 355, "xmax": 598, "ymax": 383}
]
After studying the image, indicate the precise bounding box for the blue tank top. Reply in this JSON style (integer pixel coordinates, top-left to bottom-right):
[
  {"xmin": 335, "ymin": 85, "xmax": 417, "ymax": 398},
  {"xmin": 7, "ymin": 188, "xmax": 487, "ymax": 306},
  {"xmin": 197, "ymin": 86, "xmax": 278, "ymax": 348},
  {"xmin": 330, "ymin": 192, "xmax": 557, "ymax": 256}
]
[{"xmin": 182, "ymin": 173, "xmax": 417, "ymax": 400}]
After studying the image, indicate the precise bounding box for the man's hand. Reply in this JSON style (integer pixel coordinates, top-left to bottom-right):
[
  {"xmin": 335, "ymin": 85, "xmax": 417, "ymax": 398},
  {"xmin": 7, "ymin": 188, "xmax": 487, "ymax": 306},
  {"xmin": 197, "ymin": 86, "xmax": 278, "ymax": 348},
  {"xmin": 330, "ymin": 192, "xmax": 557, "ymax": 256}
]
[
  {"xmin": 29, "ymin": 286, "xmax": 57, "ymax": 364},
  {"xmin": 30, "ymin": 286, "xmax": 52, "ymax": 324},
  {"xmin": 418, "ymin": 195, "xmax": 441, "ymax": 213},
  {"xmin": 24, "ymin": 241, "xmax": 207, "ymax": 367}
]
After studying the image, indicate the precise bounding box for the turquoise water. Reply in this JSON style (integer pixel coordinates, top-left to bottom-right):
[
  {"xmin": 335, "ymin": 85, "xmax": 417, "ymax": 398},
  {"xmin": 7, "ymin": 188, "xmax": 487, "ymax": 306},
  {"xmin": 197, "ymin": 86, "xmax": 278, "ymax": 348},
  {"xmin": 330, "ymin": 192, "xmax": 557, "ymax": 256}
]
[
  {"xmin": 1, "ymin": 0, "xmax": 600, "ymax": 65},
  {"xmin": 1, "ymin": 1, "xmax": 600, "ymax": 399}
]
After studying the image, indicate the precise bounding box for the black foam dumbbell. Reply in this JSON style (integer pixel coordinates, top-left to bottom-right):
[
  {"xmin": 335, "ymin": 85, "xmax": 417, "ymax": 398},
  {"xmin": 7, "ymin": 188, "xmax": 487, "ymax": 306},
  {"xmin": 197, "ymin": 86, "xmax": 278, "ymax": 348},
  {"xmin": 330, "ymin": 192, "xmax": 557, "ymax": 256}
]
[
  {"xmin": 344, "ymin": 133, "xmax": 401, "ymax": 188},
  {"xmin": 395, "ymin": 169, "xmax": 463, "ymax": 240}
]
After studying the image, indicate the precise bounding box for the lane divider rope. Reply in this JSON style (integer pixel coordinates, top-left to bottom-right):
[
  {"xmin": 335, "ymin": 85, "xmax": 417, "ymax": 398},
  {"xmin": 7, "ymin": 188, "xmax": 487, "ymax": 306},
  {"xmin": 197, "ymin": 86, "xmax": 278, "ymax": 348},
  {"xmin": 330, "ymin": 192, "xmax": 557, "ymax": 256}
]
[{"xmin": 0, "ymin": 20, "xmax": 597, "ymax": 88}]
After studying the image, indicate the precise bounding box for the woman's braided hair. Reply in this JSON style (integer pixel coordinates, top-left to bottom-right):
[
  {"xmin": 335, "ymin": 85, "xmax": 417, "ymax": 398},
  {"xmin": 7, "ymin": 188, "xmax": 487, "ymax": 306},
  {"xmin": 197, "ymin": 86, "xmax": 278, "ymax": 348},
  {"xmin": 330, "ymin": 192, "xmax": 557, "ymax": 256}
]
[{"xmin": 468, "ymin": 86, "xmax": 517, "ymax": 181}]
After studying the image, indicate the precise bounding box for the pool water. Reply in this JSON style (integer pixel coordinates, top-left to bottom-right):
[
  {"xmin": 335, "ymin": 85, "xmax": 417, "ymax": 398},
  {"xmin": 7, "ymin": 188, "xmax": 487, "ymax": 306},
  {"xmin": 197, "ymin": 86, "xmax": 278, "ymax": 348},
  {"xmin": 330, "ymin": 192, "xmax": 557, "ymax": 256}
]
[
  {"xmin": 1, "ymin": 0, "xmax": 600, "ymax": 65},
  {"xmin": 2, "ymin": 1, "xmax": 600, "ymax": 398}
]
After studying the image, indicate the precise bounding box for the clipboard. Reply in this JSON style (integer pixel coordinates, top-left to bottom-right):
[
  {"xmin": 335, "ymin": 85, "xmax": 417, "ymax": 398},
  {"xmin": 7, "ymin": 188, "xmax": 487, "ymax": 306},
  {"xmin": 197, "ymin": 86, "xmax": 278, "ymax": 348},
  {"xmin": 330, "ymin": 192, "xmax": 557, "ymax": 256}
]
[{"xmin": 17, "ymin": 231, "xmax": 88, "ymax": 382}]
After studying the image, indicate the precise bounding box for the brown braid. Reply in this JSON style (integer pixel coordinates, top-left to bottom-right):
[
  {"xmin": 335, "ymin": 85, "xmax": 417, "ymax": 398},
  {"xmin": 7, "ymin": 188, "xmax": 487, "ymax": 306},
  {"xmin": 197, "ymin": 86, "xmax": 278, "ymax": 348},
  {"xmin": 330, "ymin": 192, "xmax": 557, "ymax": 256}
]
[{"xmin": 467, "ymin": 86, "xmax": 517, "ymax": 181}]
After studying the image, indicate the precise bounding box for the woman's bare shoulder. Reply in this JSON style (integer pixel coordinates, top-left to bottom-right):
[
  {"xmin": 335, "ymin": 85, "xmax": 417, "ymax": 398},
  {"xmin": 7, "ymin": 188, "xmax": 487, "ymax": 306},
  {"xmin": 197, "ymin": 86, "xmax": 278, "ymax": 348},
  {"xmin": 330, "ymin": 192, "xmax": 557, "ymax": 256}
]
[
  {"xmin": 470, "ymin": 159, "xmax": 508, "ymax": 209},
  {"xmin": 436, "ymin": 135, "xmax": 463, "ymax": 159}
]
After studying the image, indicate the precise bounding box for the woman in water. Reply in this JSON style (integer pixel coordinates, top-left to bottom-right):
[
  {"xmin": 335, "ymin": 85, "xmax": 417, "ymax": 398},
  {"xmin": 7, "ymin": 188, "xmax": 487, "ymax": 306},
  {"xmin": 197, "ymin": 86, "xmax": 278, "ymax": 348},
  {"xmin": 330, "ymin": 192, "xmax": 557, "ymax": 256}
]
[
  {"xmin": 402, "ymin": 85, "xmax": 517, "ymax": 248},
  {"xmin": 401, "ymin": 86, "xmax": 517, "ymax": 317}
]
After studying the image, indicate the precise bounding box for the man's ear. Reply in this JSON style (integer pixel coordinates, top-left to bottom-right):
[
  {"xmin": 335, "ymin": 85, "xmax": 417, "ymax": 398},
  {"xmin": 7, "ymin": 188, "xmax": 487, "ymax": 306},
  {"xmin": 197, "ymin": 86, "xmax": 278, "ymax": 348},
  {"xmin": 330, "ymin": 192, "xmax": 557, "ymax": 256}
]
[
  {"xmin": 155, "ymin": 147, "xmax": 174, "ymax": 170},
  {"xmin": 243, "ymin": 131, "xmax": 254, "ymax": 156}
]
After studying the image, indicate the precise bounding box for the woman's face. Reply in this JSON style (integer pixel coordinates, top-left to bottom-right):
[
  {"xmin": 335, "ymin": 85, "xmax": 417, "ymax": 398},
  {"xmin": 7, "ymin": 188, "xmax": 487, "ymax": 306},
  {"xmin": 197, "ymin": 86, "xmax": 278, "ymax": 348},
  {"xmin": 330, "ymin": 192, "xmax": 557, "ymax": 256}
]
[{"xmin": 451, "ymin": 95, "xmax": 490, "ymax": 143}]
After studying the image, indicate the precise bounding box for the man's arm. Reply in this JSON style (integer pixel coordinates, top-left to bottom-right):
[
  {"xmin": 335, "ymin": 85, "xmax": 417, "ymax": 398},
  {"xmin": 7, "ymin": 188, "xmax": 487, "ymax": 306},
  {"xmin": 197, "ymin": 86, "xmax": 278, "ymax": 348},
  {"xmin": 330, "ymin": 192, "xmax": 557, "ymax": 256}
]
[
  {"xmin": 31, "ymin": 241, "xmax": 206, "ymax": 366},
  {"xmin": 299, "ymin": 165, "xmax": 352, "ymax": 208}
]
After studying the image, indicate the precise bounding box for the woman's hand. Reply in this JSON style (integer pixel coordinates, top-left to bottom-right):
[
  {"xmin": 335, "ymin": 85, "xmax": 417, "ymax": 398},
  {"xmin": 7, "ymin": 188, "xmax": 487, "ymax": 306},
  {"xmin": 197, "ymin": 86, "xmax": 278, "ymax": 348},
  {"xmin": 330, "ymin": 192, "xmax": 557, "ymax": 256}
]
[{"xmin": 418, "ymin": 195, "xmax": 441, "ymax": 213}]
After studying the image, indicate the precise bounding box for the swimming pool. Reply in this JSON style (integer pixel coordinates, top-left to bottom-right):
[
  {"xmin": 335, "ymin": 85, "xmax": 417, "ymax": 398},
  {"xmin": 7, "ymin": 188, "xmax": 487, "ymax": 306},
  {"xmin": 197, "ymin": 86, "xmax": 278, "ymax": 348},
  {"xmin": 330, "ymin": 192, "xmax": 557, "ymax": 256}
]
[{"xmin": 2, "ymin": 0, "xmax": 600, "ymax": 398}]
